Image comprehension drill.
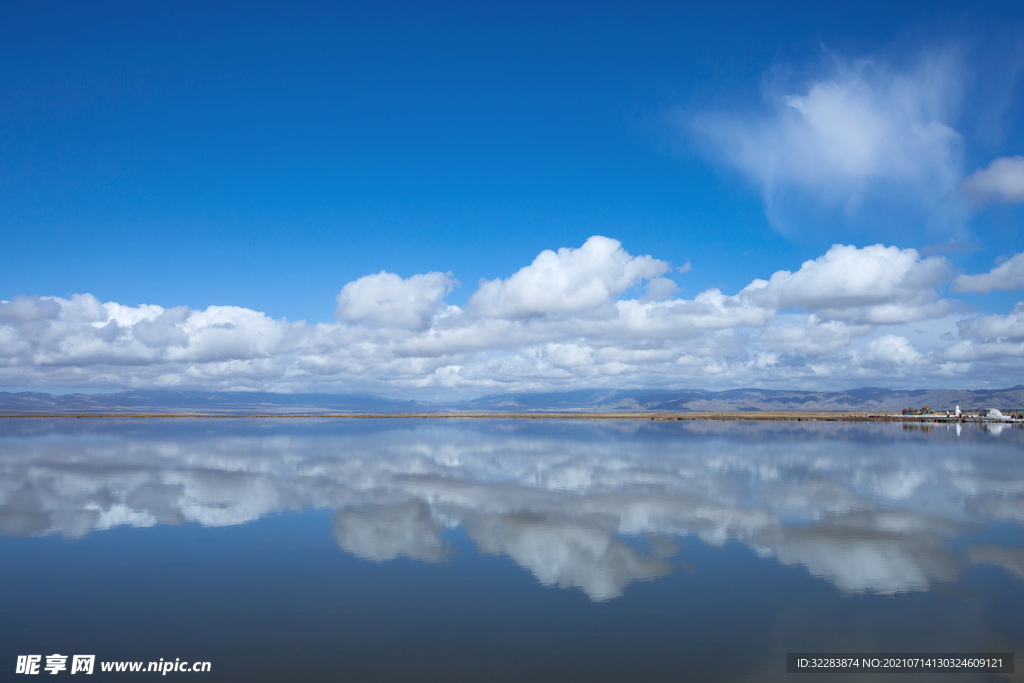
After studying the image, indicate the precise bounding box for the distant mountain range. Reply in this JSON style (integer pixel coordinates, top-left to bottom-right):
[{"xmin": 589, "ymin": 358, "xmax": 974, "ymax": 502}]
[
  {"xmin": 0, "ymin": 390, "xmax": 421, "ymax": 415},
  {"xmin": 1, "ymin": 386, "xmax": 1023, "ymax": 414}
]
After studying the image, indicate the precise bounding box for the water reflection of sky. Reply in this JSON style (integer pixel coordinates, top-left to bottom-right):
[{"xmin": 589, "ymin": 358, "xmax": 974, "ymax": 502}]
[{"xmin": 2, "ymin": 419, "xmax": 1022, "ymax": 601}]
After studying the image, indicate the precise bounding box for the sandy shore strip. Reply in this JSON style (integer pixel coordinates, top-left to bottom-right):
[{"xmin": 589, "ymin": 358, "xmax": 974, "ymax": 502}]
[{"xmin": 0, "ymin": 411, "xmax": 895, "ymax": 421}]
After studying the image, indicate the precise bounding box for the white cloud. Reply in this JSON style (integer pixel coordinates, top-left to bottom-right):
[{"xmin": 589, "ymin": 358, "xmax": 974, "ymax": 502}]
[
  {"xmin": 0, "ymin": 295, "xmax": 63, "ymax": 322},
  {"xmin": 642, "ymin": 277, "xmax": 679, "ymax": 301},
  {"xmin": 2, "ymin": 236, "xmax": 1022, "ymax": 394},
  {"xmin": 470, "ymin": 236, "xmax": 668, "ymax": 319},
  {"xmin": 743, "ymin": 244, "xmax": 952, "ymax": 323},
  {"xmin": 132, "ymin": 307, "xmax": 191, "ymax": 349},
  {"xmin": 958, "ymin": 156, "xmax": 1024, "ymax": 206},
  {"xmin": 693, "ymin": 54, "xmax": 963, "ymax": 233},
  {"xmin": 336, "ymin": 271, "xmax": 457, "ymax": 330},
  {"xmin": 855, "ymin": 335, "xmax": 925, "ymax": 367},
  {"xmin": 957, "ymin": 303, "xmax": 1024, "ymax": 340},
  {"xmin": 758, "ymin": 316, "xmax": 870, "ymax": 356},
  {"xmin": 952, "ymin": 252, "xmax": 1024, "ymax": 293}
]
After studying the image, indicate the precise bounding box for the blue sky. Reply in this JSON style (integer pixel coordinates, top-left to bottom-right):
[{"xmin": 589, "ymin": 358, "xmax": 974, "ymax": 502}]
[{"xmin": 2, "ymin": 1, "xmax": 1024, "ymax": 396}]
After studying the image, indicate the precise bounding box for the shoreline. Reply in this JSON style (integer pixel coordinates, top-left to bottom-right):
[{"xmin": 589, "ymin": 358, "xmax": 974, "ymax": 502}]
[{"xmin": 0, "ymin": 411, "xmax": 1011, "ymax": 422}]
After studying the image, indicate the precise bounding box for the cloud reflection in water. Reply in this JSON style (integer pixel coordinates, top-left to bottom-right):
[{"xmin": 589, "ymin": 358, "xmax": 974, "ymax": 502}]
[{"xmin": 0, "ymin": 419, "xmax": 1021, "ymax": 601}]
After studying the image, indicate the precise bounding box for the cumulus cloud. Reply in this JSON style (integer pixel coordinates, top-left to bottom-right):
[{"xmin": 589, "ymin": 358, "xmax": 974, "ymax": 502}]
[
  {"xmin": 336, "ymin": 271, "xmax": 457, "ymax": 329},
  {"xmin": 0, "ymin": 295, "xmax": 63, "ymax": 322},
  {"xmin": 3, "ymin": 236, "xmax": 1023, "ymax": 394},
  {"xmin": 470, "ymin": 236, "xmax": 668, "ymax": 318},
  {"xmin": 958, "ymin": 156, "xmax": 1024, "ymax": 206},
  {"xmin": 693, "ymin": 53, "xmax": 963, "ymax": 234},
  {"xmin": 743, "ymin": 244, "xmax": 952, "ymax": 323},
  {"xmin": 854, "ymin": 335, "xmax": 925, "ymax": 367},
  {"xmin": 758, "ymin": 317, "xmax": 870, "ymax": 356},
  {"xmin": 952, "ymin": 252, "xmax": 1024, "ymax": 293},
  {"xmin": 957, "ymin": 303, "xmax": 1024, "ymax": 340}
]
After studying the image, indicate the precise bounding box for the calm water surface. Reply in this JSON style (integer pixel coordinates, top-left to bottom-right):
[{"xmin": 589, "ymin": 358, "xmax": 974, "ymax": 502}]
[{"xmin": 0, "ymin": 418, "xmax": 1021, "ymax": 681}]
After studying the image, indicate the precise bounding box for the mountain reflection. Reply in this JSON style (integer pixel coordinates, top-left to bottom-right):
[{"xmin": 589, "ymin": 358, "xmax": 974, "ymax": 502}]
[{"xmin": 1, "ymin": 419, "xmax": 1021, "ymax": 601}]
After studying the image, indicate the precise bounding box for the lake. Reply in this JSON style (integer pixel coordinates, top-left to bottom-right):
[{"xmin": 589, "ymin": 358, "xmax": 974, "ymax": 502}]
[{"xmin": 0, "ymin": 418, "xmax": 1021, "ymax": 681}]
